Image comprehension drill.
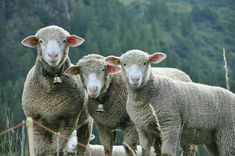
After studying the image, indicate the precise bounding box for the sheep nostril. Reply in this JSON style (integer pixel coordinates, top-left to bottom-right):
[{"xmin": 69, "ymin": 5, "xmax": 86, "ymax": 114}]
[
  {"xmin": 89, "ymin": 86, "xmax": 98, "ymax": 93},
  {"xmin": 131, "ymin": 77, "xmax": 140, "ymax": 83},
  {"xmin": 48, "ymin": 53, "xmax": 58, "ymax": 58}
]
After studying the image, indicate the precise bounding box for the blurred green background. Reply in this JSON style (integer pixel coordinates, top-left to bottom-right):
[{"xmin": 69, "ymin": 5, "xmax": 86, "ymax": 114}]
[{"xmin": 0, "ymin": 0, "xmax": 234, "ymax": 155}]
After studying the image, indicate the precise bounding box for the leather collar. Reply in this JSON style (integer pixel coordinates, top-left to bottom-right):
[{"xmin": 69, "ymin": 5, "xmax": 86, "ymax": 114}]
[{"xmin": 42, "ymin": 64, "xmax": 65, "ymax": 78}]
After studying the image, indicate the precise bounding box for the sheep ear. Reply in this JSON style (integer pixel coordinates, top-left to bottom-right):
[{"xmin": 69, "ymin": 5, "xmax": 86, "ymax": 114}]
[
  {"xmin": 65, "ymin": 65, "xmax": 80, "ymax": 75},
  {"xmin": 67, "ymin": 35, "xmax": 84, "ymax": 47},
  {"xmin": 21, "ymin": 35, "xmax": 38, "ymax": 48},
  {"xmin": 106, "ymin": 65, "xmax": 121, "ymax": 73},
  {"xmin": 105, "ymin": 56, "xmax": 121, "ymax": 66},
  {"xmin": 149, "ymin": 52, "xmax": 166, "ymax": 64}
]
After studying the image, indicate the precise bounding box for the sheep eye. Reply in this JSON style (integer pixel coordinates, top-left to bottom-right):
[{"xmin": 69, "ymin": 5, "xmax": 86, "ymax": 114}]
[
  {"xmin": 123, "ymin": 63, "xmax": 126, "ymax": 66},
  {"xmin": 63, "ymin": 39, "xmax": 66, "ymax": 43},
  {"xmin": 102, "ymin": 68, "xmax": 105, "ymax": 71},
  {"xmin": 39, "ymin": 39, "xmax": 43, "ymax": 43},
  {"xmin": 144, "ymin": 62, "xmax": 147, "ymax": 65}
]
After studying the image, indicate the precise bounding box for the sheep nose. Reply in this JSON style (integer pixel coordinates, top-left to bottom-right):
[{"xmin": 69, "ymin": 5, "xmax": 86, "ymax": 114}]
[
  {"xmin": 48, "ymin": 52, "xmax": 59, "ymax": 58},
  {"xmin": 131, "ymin": 77, "xmax": 140, "ymax": 83},
  {"xmin": 88, "ymin": 86, "xmax": 98, "ymax": 93}
]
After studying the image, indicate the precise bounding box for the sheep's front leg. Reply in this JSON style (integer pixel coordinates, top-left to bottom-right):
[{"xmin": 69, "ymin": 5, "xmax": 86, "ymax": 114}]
[
  {"xmin": 96, "ymin": 122, "xmax": 115, "ymax": 156},
  {"xmin": 160, "ymin": 124, "xmax": 181, "ymax": 156},
  {"xmin": 33, "ymin": 126, "xmax": 54, "ymax": 156},
  {"xmin": 123, "ymin": 124, "xmax": 138, "ymax": 156},
  {"xmin": 76, "ymin": 117, "xmax": 93, "ymax": 156},
  {"xmin": 55, "ymin": 118, "xmax": 77, "ymax": 155},
  {"xmin": 137, "ymin": 129, "xmax": 153, "ymax": 156},
  {"xmin": 153, "ymin": 134, "xmax": 162, "ymax": 155}
]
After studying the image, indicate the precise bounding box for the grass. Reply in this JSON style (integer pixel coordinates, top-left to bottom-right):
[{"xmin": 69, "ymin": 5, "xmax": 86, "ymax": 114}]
[
  {"xmin": 0, "ymin": 93, "xmax": 28, "ymax": 156},
  {"xmin": 0, "ymin": 104, "xmax": 210, "ymax": 156}
]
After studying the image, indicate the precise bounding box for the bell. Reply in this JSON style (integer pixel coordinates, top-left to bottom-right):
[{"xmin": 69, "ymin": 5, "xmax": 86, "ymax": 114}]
[
  {"xmin": 53, "ymin": 74, "xmax": 61, "ymax": 84},
  {"xmin": 96, "ymin": 104, "xmax": 105, "ymax": 112}
]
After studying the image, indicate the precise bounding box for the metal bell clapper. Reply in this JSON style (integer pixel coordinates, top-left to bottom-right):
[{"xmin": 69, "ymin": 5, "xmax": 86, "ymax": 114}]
[
  {"xmin": 53, "ymin": 74, "xmax": 61, "ymax": 84},
  {"xmin": 96, "ymin": 104, "xmax": 105, "ymax": 112}
]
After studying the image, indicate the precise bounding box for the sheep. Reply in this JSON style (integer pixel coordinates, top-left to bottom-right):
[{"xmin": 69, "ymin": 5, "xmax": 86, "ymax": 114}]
[
  {"xmin": 65, "ymin": 54, "xmax": 197, "ymax": 156},
  {"xmin": 105, "ymin": 49, "xmax": 235, "ymax": 156},
  {"xmin": 21, "ymin": 25, "xmax": 92, "ymax": 156}
]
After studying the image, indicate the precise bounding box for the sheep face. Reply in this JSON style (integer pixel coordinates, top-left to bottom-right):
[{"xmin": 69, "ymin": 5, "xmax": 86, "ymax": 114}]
[
  {"xmin": 21, "ymin": 25, "xmax": 84, "ymax": 67},
  {"xmin": 40, "ymin": 38, "xmax": 64, "ymax": 67},
  {"xmin": 66, "ymin": 54, "xmax": 120, "ymax": 98},
  {"xmin": 83, "ymin": 70, "xmax": 105, "ymax": 98},
  {"xmin": 105, "ymin": 50, "xmax": 166, "ymax": 88}
]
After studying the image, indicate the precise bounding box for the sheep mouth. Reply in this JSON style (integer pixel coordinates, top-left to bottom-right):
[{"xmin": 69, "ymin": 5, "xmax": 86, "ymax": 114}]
[
  {"xmin": 130, "ymin": 82, "xmax": 141, "ymax": 88},
  {"xmin": 47, "ymin": 61, "xmax": 60, "ymax": 67},
  {"xmin": 48, "ymin": 60, "xmax": 59, "ymax": 64},
  {"xmin": 88, "ymin": 92, "xmax": 99, "ymax": 98}
]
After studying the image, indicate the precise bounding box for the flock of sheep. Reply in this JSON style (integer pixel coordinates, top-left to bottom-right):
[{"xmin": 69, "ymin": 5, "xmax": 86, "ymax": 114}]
[{"xmin": 21, "ymin": 25, "xmax": 235, "ymax": 156}]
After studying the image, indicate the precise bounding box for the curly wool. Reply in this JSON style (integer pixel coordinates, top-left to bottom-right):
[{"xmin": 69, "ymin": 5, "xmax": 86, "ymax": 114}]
[
  {"xmin": 36, "ymin": 25, "xmax": 70, "ymax": 40},
  {"xmin": 22, "ymin": 26, "xmax": 91, "ymax": 155},
  {"xmin": 123, "ymin": 50, "xmax": 235, "ymax": 155},
  {"xmin": 76, "ymin": 53, "xmax": 196, "ymax": 156}
]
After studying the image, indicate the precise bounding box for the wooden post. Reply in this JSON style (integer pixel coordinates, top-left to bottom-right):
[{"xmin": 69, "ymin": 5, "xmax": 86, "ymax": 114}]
[
  {"xmin": 26, "ymin": 117, "xmax": 35, "ymax": 156},
  {"xmin": 56, "ymin": 132, "xmax": 60, "ymax": 156},
  {"xmin": 223, "ymin": 48, "xmax": 230, "ymax": 90}
]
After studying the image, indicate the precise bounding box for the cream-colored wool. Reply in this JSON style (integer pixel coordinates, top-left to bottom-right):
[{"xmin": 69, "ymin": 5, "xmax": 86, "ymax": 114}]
[
  {"xmin": 119, "ymin": 49, "xmax": 235, "ymax": 156},
  {"xmin": 21, "ymin": 26, "xmax": 92, "ymax": 156},
  {"xmin": 69, "ymin": 54, "xmax": 196, "ymax": 156}
]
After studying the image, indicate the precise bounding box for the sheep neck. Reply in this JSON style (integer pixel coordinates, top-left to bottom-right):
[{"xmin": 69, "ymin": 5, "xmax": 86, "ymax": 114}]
[
  {"xmin": 37, "ymin": 57, "xmax": 71, "ymax": 81},
  {"xmin": 42, "ymin": 64, "xmax": 65, "ymax": 78},
  {"xmin": 127, "ymin": 71, "xmax": 160, "ymax": 108}
]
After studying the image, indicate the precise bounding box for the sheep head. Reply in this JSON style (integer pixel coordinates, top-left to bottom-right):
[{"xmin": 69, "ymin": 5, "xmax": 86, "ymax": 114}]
[
  {"xmin": 21, "ymin": 25, "xmax": 84, "ymax": 68},
  {"xmin": 105, "ymin": 49, "xmax": 166, "ymax": 88},
  {"xmin": 65, "ymin": 54, "xmax": 121, "ymax": 98}
]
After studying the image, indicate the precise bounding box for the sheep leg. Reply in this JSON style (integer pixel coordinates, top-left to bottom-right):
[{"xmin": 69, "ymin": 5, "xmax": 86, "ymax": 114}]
[
  {"xmin": 160, "ymin": 125, "xmax": 181, "ymax": 156},
  {"xmin": 153, "ymin": 135, "xmax": 162, "ymax": 156},
  {"xmin": 57, "ymin": 118, "xmax": 77, "ymax": 155},
  {"xmin": 181, "ymin": 145, "xmax": 197, "ymax": 156},
  {"xmin": 96, "ymin": 122, "xmax": 115, "ymax": 156},
  {"xmin": 123, "ymin": 125, "xmax": 138, "ymax": 156},
  {"xmin": 137, "ymin": 129, "xmax": 153, "ymax": 156},
  {"xmin": 76, "ymin": 118, "xmax": 93, "ymax": 156},
  {"xmin": 33, "ymin": 126, "xmax": 54, "ymax": 156}
]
